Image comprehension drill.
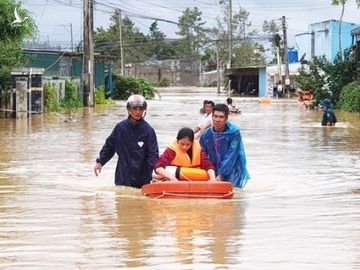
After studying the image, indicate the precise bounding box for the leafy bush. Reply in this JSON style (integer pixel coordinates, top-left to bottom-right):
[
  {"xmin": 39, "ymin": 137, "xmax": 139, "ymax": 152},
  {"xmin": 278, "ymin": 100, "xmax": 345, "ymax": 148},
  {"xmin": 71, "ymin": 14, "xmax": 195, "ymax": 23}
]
[
  {"xmin": 295, "ymin": 56, "xmax": 330, "ymax": 105},
  {"xmin": 137, "ymin": 77, "xmax": 156, "ymax": 98},
  {"xmin": 95, "ymin": 85, "xmax": 115, "ymax": 105},
  {"xmin": 295, "ymin": 53, "xmax": 356, "ymax": 106},
  {"xmin": 61, "ymin": 80, "xmax": 82, "ymax": 120},
  {"xmin": 44, "ymin": 82, "xmax": 60, "ymax": 112},
  {"xmin": 338, "ymin": 81, "xmax": 360, "ymax": 112},
  {"xmin": 325, "ymin": 52, "xmax": 356, "ymax": 105},
  {"xmin": 112, "ymin": 75, "xmax": 156, "ymax": 100}
]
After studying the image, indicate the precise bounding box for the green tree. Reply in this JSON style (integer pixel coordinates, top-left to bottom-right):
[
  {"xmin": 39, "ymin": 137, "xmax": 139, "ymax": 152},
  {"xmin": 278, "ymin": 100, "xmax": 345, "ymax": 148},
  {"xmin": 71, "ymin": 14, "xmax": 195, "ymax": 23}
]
[
  {"xmin": 262, "ymin": 20, "xmax": 281, "ymax": 63},
  {"xmin": 112, "ymin": 75, "xmax": 156, "ymax": 100},
  {"xmin": 61, "ymin": 80, "xmax": 82, "ymax": 121},
  {"xmin": 233, "ymin": 41, "xmax": 266, "ymax": 67},
  {"xmin": 215, "ymin": 1, "xmax": 264, "ymax": 67},
  {"xmin": 338, "ymin": 81, "xmax": 360, "ymax": 112},
  {"xmin": 295, "ymin": 56, "xmax": 329, "ymax": 105},
  {"xmin": 202, "ymin": 22, "xmax": 227, "ymax": 72},
  {"xmin": 44, "ymin": 82, "xmax": 60, "ymax": 112},
  {"xmin": 295, "ymin": 52, "xmax": 355, "ymax": 106},
  {"xmin": 176, "ymin": 7, "xmax": 208, "ymax": 59},
  {"xmin": 325, "ymin": 51, "xmax": 356, "ymax": 104},
  {"xmin": 95, "ymin": 85, "xmax": 115, "ymax": 105},
  {"xmin": 0, "ymin": 1, "xmax": 35, "ymax": 94},
  {"xmin": 94, "ymin": 14, "xmax": 150, "ymax": 63},
  {"xmin": 148, "ymin": 20, "xmax": 177, "ymax": 60}
]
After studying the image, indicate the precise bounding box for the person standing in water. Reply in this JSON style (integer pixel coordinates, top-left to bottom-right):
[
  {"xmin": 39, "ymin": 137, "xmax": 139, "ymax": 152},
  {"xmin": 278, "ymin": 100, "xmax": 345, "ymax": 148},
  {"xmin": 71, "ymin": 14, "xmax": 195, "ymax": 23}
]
[
  {"xmin": 94, "ymin": 94, "xmax": 159, "ymax": 188},
  {"xmin": 194, "ymin": 100, "xmax": 214, "ymax": 139},
  {"xmin": 200, "ymin": 103, "xmax": 250, "ymax": 188},
  {"xmin": 321, "ymin": 98, "xmax": 337, "ymax": 126}
]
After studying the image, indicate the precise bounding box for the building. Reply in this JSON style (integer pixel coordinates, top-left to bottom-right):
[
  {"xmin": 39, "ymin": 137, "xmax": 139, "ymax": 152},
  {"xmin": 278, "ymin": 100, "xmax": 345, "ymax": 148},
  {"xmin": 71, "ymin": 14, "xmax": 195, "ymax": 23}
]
[
  {"xmin": 227, "ymin": 62, "xmax": 304, "ymax": 98},
  {"xmin": 264, "ymin": 63, "xmax": 302, "ymax": 97},
  {"xmin": 227, "ymin": 67, "xmax": 263, "ymax": 97},
  {"xmin": 295, "ymin": 20, "xmax": 359, "ymax": 62},
  {"xmin": 23, "ymin": 49, "xmax": 113, "ymax": 89}
]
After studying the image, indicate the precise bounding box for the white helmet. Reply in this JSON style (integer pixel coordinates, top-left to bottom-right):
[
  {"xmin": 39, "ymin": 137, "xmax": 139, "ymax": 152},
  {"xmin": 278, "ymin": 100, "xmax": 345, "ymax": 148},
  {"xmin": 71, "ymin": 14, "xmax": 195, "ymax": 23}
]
[{"xmin": 126, "ymin": 94, "xmax": 147, "ymax": 110}]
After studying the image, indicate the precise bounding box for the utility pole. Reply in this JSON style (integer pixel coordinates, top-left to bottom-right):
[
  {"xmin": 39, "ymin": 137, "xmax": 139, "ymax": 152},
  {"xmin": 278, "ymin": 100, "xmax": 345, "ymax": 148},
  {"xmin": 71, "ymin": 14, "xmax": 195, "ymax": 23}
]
[
  {"xmin": 282, "ymin": 16, "xmax": 290, "ymax": 98},
  {"xmin": 83, "ymin": 0, "xmax": 94, "ymax": 107},
  {"xmin": 117, "ymin": 9, "xmax": 124, "ymax": 76},
  {"xmin": 277, "ymin": 45, "xmax": 282, "ymax": 85},
  {"xmin": 216, "ymin": 41, "xmax": 220, "ymax": 94},
  {"xmin": 70, "ymin": 23, "xmax": 74, "ymax": 52},
  {"xmin": 228, "ymin": 0, "xmax": 232, "ymax": 96}
]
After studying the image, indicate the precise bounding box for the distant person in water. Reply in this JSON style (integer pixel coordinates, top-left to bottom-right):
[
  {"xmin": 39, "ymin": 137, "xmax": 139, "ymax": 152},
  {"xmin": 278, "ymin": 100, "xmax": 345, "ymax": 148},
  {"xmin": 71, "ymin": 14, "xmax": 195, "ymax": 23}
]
[
  {"xmin": 321, "ymin": 98, "xmax": 337, "ymax": 126},
  {"xmin": 94, "ymin": 94, "xmax": 159, "ymax": 188},
  {"xmin": 226, "ymin": 97, "xmax": 241, "ymax": 113},
  {"xmin": 194, "ymin": 100, "xmax": 214, "ymax": 139}
]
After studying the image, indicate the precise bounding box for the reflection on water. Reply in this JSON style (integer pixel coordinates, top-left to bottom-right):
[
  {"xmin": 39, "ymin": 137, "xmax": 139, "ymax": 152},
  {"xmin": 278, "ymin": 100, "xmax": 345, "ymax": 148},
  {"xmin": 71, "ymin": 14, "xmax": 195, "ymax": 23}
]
[
  {"xmin": 78, "ymin": 193, "xmax": 244, "ymax": 269},
  {"xmin": 0, "ymin": 88, "xmax": 359, "ymax": 269}
]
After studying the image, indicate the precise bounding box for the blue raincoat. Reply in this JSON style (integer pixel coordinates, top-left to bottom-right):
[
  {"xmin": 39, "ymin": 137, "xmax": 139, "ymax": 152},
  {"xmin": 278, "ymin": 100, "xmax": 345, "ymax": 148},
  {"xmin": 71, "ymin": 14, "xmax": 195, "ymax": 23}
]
[
  {"xmin": 96, "ymin": 116, "xmax": 159, "ymax": 188},
  {"xmin": 200, "ymin": 121, "xmax": 250, "ymax": 188}
]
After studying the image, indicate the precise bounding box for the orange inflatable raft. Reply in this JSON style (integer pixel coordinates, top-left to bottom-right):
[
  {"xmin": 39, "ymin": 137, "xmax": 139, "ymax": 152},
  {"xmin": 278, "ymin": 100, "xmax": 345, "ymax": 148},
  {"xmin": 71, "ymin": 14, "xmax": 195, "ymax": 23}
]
[
  {"xmin": 142, "ymin": 166, "xmax": 233, "ymax": 199},
  {"xmin": 141, "ymin": 181, "xmax": 233, "ymax": 199}
]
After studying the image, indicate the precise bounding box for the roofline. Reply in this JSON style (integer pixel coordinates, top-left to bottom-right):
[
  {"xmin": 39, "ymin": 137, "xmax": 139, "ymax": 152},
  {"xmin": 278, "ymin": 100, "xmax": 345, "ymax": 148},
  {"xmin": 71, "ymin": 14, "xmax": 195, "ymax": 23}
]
[{"xmin": 22, "ymin": 48, "xmax": 116, "ymax": 61}]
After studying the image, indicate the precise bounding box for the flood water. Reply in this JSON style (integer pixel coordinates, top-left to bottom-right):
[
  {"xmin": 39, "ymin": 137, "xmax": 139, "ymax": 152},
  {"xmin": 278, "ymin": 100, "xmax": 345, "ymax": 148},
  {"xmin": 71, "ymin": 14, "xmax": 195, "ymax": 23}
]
[{"xmin": 0, "ymin": 87, "xmax": 359, "ymax": 269}]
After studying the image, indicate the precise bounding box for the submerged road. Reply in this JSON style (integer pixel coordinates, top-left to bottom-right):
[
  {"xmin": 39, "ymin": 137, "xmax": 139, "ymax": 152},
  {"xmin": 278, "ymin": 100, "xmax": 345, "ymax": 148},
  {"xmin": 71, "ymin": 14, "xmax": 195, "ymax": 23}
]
[{"xmin": 0, "ymin": 87, "xmax": 359, "ymax": 269}]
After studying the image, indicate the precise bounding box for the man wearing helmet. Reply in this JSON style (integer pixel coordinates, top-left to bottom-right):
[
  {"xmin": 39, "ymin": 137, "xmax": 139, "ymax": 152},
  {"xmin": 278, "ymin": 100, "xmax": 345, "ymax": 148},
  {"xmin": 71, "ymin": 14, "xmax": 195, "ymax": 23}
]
[
  {"xmin": 320, "ymin": 98, "xmax": 337, "ymax": 126},
  {"xmin": 94, "ymin": 94, "xmax": 159, "ymax": 188}
]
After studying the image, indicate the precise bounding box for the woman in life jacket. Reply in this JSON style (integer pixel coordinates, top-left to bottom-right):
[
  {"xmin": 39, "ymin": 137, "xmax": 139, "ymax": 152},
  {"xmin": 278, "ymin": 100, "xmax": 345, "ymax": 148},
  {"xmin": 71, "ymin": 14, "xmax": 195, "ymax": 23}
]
[{"xmin": 153, "ymin": 127, "xmax": 216, "ymax": 182}]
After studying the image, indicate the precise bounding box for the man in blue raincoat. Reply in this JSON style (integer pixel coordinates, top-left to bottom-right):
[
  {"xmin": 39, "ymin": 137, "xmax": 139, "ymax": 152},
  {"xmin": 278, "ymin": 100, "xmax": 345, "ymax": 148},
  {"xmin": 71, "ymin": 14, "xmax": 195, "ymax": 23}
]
[
  {"xmin": 200, "ymin": 103, "xmax": 250, "ymax": 188},
  {"xmin": 94, "ymin": 94, "xmax": 159, "ymax": 188},
  {"xmin": 321, "ymin": 98, "xmax": 337, "ymax": 126}
]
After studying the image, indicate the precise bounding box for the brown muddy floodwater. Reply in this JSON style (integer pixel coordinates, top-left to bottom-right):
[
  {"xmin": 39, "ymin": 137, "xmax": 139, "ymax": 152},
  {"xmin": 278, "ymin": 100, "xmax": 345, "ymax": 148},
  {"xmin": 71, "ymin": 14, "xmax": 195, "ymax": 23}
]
[{"xmin": 0, "ymin": 87, "xmax": 359, "ymax": 270}]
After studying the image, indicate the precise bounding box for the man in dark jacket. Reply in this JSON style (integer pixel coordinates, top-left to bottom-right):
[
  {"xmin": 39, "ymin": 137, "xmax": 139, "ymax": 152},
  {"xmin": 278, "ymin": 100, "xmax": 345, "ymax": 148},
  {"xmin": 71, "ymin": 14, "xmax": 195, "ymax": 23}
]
[
  {"xmin": 321, "ymin": 98, "xmax": 337, "ymax": 126},
  {"xmin": 94, "ymin": 94, "xmax": 159, "ymax": 188}
]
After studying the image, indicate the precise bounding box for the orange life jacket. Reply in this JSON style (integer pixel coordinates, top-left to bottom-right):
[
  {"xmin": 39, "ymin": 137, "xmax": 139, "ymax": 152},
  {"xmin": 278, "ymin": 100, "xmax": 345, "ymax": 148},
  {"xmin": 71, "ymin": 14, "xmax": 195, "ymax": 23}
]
[{"xmin": 168, "ymin": 140, "xmax": 201, "ymax": 167}]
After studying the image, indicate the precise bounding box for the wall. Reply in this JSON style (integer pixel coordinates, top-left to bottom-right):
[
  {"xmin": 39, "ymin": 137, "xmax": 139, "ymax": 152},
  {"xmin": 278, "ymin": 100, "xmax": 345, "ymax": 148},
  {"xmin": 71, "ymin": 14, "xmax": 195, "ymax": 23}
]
[
  {"xmin": 199, "ymin": 69, "xmax": 224, "ymax": 86},
  {"xmin": 295, "ymin": 32, "xmax": 312, "ymax": 61},
  {"xmin": 24, "ymin": 50, "xmax": 109, "ymax": 88},
  {"xmin": 125, "ymin": 59, "xmax": 201, "ymax": 86},
  {"xmin": 258, "ymin": 67, "xmax": 267, "ymax": 97},
  {"xmin": 27, "ymin": 52, "xmax": 60, "ymax": 76},
  {"xmin": 329, "ymin": 20, "xmax": 358, "ymax": 59},
  {"xmin": 295, "ymin": 20, "xmax": 359, "ymax": 62}
]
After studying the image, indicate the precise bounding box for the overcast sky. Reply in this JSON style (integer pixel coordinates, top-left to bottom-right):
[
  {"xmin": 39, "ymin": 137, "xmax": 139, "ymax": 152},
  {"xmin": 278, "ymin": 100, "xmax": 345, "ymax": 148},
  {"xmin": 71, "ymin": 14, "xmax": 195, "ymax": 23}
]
[{"xmin": 23, "ymin": 0, "xmax": 360, "ymax": 50}]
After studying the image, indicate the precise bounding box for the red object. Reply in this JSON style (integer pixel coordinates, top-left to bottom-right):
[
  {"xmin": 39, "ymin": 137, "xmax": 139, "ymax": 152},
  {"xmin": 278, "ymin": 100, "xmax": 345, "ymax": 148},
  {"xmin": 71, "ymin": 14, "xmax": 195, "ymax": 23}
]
[{"xmin": 141, "ymin": 181, "xmax": 233, "ymax": 199}]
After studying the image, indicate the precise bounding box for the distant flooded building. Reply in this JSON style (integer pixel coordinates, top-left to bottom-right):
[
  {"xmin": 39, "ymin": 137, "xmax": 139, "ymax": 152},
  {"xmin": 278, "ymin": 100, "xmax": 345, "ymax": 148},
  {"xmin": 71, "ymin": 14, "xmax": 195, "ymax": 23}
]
[
  {"xmin": 295, "ymin": 20, "xmax": 359, "ymax": 62},
  {"xmin": 227, "ymin": 67, "xmax": 264, "ymax": 97},
  {"xmin": 23, "ymin": 49, "xmax": 113, "ymax": 88}
]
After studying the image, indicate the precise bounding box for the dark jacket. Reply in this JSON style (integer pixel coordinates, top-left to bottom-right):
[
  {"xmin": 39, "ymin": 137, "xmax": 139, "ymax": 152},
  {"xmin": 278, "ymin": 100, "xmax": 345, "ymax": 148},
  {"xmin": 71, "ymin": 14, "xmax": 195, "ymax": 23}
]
[
  {"xmin": 321, "ymin": 107, "xmax": 337, "ymax": 126},
  {"xmin": 96, "ymin": 117, "xmax": 159, "ymax": 188}
]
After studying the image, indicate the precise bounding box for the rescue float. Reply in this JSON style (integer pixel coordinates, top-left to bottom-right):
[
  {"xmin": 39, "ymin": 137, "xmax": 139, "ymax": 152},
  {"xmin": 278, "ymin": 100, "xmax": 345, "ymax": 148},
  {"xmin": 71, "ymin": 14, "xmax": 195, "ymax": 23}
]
[{"xmin": 141, "ymin": 166, "xmax": 233, "ymax": 199}]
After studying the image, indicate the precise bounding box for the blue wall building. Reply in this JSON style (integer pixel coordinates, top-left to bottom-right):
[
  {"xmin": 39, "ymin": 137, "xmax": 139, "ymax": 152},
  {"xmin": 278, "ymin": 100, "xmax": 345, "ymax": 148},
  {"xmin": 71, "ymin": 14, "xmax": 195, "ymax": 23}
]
[{"xmin": 295, "ymin": 20, "xmax": 359, "ymax": 62}]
